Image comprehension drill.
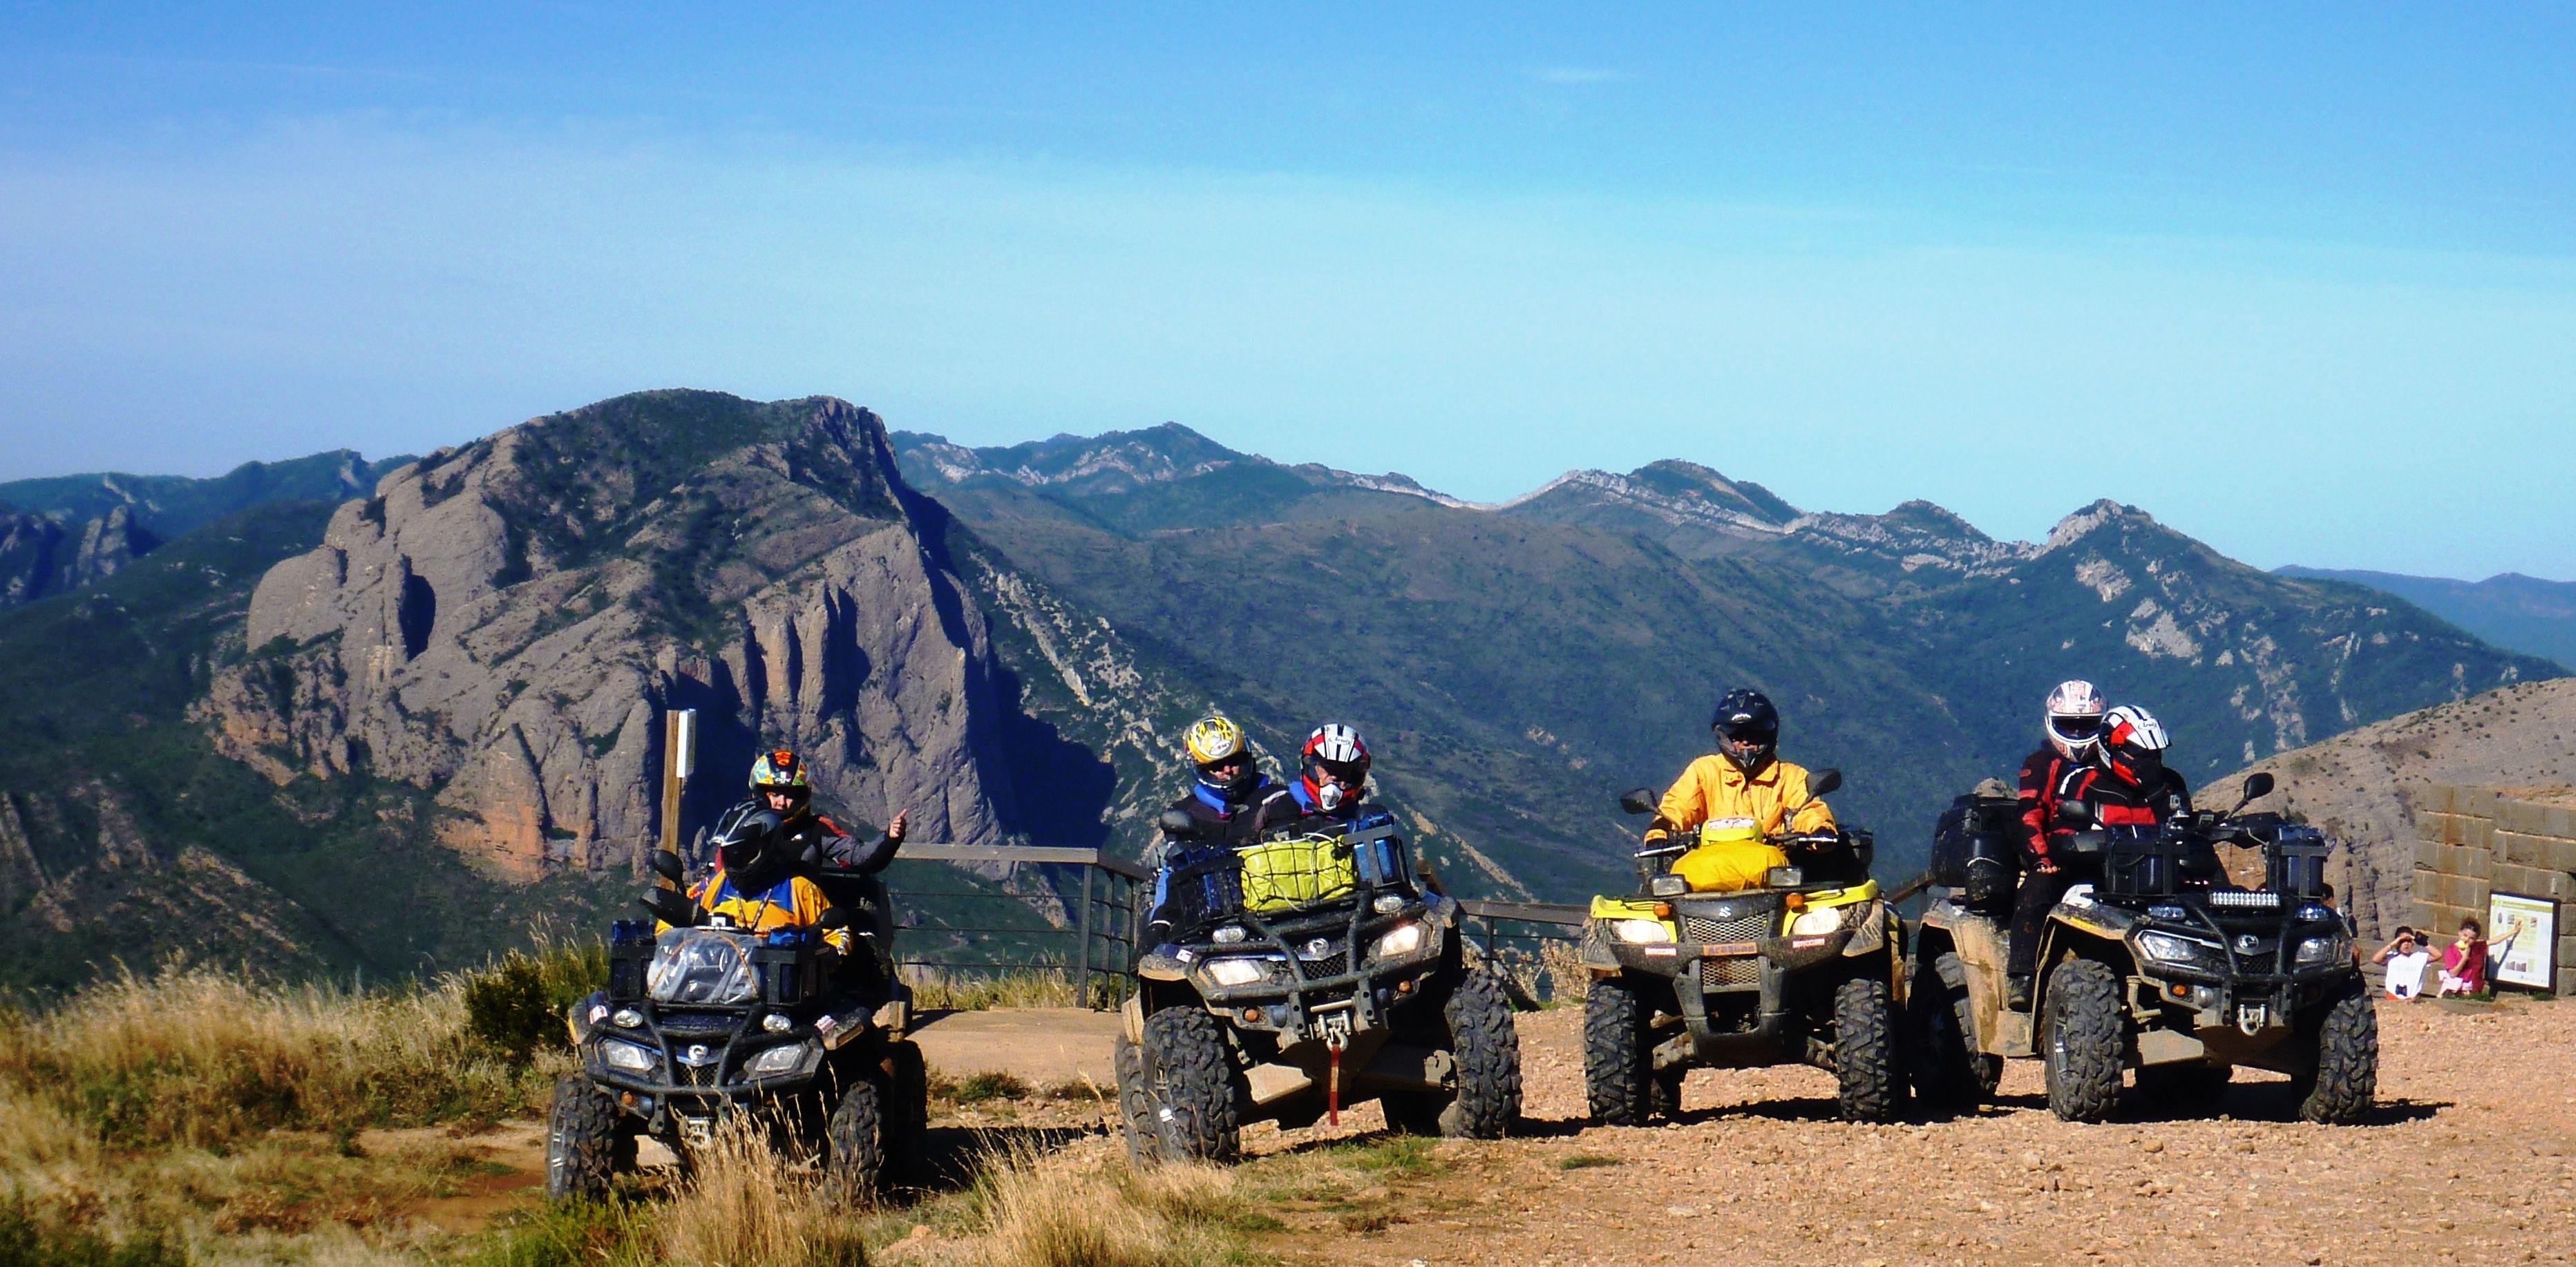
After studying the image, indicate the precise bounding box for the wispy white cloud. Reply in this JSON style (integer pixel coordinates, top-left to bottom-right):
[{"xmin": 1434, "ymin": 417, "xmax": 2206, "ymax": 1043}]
[{"xmin": 1530, "ymin": 66, "xmax": 1629, "ymax": 86}]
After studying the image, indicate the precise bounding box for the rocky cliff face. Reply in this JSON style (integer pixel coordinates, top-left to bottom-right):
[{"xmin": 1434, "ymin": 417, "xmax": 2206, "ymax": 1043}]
[
  {"xmin": 0, "ymin": 505, "xmax": 157, "ymax": 607},
  {"xmin": 202, "ymin": 391, "xmax": 1020, "ymax": 882}
]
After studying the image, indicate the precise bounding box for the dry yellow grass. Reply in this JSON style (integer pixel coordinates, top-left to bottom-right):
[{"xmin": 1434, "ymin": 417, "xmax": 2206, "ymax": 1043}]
[
  {"xmin": 967, "ymin": 1141, "xmax": 1240, "ymax": 1267},
  {"xmin": 0, "ymin": 963, "xmax": 555, "ymax": 1149},
  {"xmin": 899, "ymin": 968, "xmax": 1083, "ymax": 1011},
  {"xmin": 654, "ymin": 1116, "xmax": 866, "ymax": 1267}
]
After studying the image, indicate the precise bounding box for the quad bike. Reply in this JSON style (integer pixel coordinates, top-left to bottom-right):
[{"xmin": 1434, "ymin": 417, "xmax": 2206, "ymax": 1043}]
[
  {"xmin": 1578, "ymin": 770, "xmax": 1907, "ymax": 1125},
  {"xmin": 546, "ymin": 809, "xmax": 927, "ymax": 1201},
  {"xmin": 1909, "ymin": 772, "xmax": 2378, "ymax": 1125},
  {"xmin": 1117, "ymin": 808, "xmax": 1522, "ymax": 1163}
]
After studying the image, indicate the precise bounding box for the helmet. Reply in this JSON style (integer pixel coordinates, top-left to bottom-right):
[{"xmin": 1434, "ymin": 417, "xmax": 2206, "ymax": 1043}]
[
  {"xmin": 2044, "ymin": 680, "xmax": 2108, "ymax": 761},
  {"xmin": 1299, "ymin": 723, "xmax": 1371, "ymax": 812},
  {"xmin": 712, "ymin": 804, "xmax": 788, "ymax": 890},
  {"xmin": 1184, "ymin": 715, "xmax": 1258, "ymax": 798},
  {"xmin": 1710, "ymin": 689, "xmax": 1779, "ymax": 774},
  {"xmin": 2101, "ymin": 704, "xmax": 2169, "ymax": 784},
  {"xmin": 749, "ymin": 748, "xmax": 812, "ymax": 815}
]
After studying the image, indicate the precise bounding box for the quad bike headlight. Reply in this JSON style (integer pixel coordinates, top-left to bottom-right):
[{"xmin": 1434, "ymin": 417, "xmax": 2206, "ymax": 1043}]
[
  {"xmin": 601, "ymin": 1039, "xmax": 659, "ymax": 1073},
  {"xmin": 1611, "ymin": 919, "xmax": 1672, "ymax": 945},
  {"xmin": 1788, "ymin": 906, "xmax": 1845, "ymax": 937},
  {"xmin": 2293, "ymin": 934, "xmax": 2349, "ymax": 967},
  {"xmin": 2136, "ymin": 931, "xmax": 2225, "ymax": 973},
  {"xmin": 744, "ymin": 1042, "xmax": 812, "ymax": 1076},
  {"xmin": 1370, "ymin": 922, "xmax": 1426, "ymax": 960},
  {"xmin": 1201, "ymin": 956, "xmax": 1276, "ymax": 987}
]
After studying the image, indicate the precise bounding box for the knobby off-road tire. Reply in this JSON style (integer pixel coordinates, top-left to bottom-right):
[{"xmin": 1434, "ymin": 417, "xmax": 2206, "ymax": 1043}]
[
  {"xmin": 1583, "ymin": 973, "xmax": 1656, "ymax": 1125},
  {"xmin": 2295, "ymin": 988, "xmax": 2378, "ymax": 1125},
  {"xmin": 1437, "ymin": 967, "xmax": 1522, "ymax": 1139},
  {"xmin": 544, "ymin": 1074, "xmax": 620, "ymax": 1201},
  {"xmin": 1143, "ymin": 1005, "xmax": 1240, "ymax": 1163},
  {"xmin": 825, "ymin": 1076, "xmax": 888, "ymax": 1204},
  {"xmin": 883, "ymin": 1039, "xmax": 931, "ymax": 1185},
  {"xmin": 1908, "ymin": 949, "xmax": 2000, "ymax": 1116},
  {"xmin": 2134, "ymin": 1063, "xmax": 2232, "ymax": 1115},
  {"xmin": 1113, "ymin": 1033, "xmax": 1163, "ymax": 1165},
  {"xmin": 2041, "ymin": 958, "xmax": 2125, "ymax": 1123},
  {"xmin": 1832, "ymin": 974, "xmax": 1904, "ymax": 1123}
]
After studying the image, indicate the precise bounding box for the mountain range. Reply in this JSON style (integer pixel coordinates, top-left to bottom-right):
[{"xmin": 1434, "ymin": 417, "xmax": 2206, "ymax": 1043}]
[
  {"xmin": 0, "ymin": 393, "xmax": 2556, "ymax": 989},
  {"xmin": 0, "ymin": 450, "xmax": 414, "ymax": 610},
  {"xmin": 2276, "ymin": 567, "xmax": 2576, "ymax": 674}
]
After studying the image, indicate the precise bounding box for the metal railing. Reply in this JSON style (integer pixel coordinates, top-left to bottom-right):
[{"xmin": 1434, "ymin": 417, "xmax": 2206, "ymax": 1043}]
[{"xmin": 880, "ymin": 844, "xmax": 1147, "ymax": 1009}]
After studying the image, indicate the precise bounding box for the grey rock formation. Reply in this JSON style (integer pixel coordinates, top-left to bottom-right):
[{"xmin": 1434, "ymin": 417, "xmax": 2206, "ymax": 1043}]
[
  {"xmin": 0, "ymin": 505, "xmax": 158, "ymax": 607},
  {"xmin": 203, "ymin": 391, "xmax": 1019, "ymax": 882}
]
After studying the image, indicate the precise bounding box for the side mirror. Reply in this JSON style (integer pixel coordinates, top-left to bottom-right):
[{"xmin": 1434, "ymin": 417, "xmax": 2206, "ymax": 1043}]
[
  {"xmin": 814, "ymin": 907, "xmax": 851, "ymax": 932},
  {"xmin": 1807, "ymin": 768, "xmax": 1843, "ymax": 799},
  {"xmin": 1618, "ymin": 788, "xmax": 1658, "ymax": 817},
  {"xmin": 640, "ymin": 888, "xmax": 697, "ymax": 927},
  {"xmin": 2054, "ymin": 799, "xmax": 2096, "ymax": 829},
  {"xmin": 1156, "ymin": 810, "xmax": 1197, "ymax": 838},
  {"xmin": 649, "ymin": 850, "xmax": 685, "ymax": 885},
  {"xmin": 2235, "ymin": 772, "xmax": 2276, "ymax": 812}
]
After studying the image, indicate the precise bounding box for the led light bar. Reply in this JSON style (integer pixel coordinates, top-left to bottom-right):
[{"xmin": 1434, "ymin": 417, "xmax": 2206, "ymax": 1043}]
[{"xmin": 2208, "ymin": 890, "xmax": 2282, "ymax": 911}]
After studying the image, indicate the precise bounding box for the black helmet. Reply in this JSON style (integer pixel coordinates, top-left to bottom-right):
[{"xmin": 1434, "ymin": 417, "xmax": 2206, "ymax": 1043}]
[
  {"xmin": 712, "ymin": 803, "xmax": 788, "ymax": 890},
  {"xmin": 1710, "ymin": 688, "xmax": 1780, "ymax": 774}
]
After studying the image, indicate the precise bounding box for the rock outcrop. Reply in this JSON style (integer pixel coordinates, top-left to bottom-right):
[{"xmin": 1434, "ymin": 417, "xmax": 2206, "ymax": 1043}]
[
  {"xmin": 0, "ymin": 505, "xmax": 157, "ymax": 607},
  {"xmin": 202, "ymin": 391, "xmax": 1020, "ymax": 882}
]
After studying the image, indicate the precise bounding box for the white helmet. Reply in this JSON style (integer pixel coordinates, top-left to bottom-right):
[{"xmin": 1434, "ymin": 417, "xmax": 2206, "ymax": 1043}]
[{"xmin": 2044, "ymin": 679, "xmax": 2108, "ymax": 761}]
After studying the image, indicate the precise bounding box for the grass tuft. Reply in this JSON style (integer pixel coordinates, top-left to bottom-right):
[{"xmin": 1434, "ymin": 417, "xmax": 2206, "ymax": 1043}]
[
  {"xmin": 0, "ymin": 964, "xmax": 558, "ymax": 1150},
  {"xmin": 901, "ymin": 969, "xmax": 1083, "ymax": 1011},
  {"xmin": 1556, "ymin": 1153, "xmax": 1623, "ymax": 1170},
  {"xmin": 656, "ymin": 1117, "xmax": 866, "ymax": 1267}
]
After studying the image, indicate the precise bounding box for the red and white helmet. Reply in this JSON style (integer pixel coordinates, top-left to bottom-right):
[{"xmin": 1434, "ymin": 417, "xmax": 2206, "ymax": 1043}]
[
  {"xmin": 2044, "ymin": 679, "xmax": 2108, "ymax": 761},
  {"xmin": 1300, "ymin": 723, "xmax": 1371, "ymax": 812},
  {"xmin": 2101, "ymin": 704, "xmax": 2170, "ymax": 783}
]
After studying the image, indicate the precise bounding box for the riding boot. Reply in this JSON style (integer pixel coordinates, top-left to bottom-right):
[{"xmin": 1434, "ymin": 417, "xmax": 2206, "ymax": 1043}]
[{"xmin": 2006, "ymin": 974, "xmax": 2034, "ymax": 1012}]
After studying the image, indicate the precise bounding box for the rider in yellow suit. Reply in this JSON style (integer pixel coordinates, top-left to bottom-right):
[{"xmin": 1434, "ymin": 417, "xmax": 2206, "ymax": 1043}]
[{"xmin": 1648, "ymin": 690, "xmax": 1835, "ymax": 890}]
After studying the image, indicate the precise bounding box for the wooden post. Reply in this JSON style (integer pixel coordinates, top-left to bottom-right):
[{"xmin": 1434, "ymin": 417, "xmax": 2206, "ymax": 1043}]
[{"xmin": 659, "ymin": 709, "xmax": 696, "ymax": 879}]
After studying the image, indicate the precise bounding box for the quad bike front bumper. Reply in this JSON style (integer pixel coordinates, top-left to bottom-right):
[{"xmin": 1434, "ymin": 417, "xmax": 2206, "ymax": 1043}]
[{"xmin": 1581, "ymin": 890, "xmax": 1892, "ymax": 1067}]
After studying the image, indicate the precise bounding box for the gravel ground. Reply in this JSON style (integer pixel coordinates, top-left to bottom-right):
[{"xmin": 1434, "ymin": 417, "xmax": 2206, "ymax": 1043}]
[{"xmin": 1237, "ymin": 994, "xmax": 2576, "ymax": 1267}]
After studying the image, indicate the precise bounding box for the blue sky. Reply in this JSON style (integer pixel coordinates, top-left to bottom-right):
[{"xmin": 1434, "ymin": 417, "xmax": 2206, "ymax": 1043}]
[{"xmin": 2, "ymin": 4, "xmax": 2571, "ymax": 578}]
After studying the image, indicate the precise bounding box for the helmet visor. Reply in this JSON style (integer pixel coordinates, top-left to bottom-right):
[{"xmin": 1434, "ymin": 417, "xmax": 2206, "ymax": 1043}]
[
  {"xmin": 2049, "ymin": 714, "xmax": 2103, "ymax": 742},
  {"xmin": 1314, "ymin": 756, "xmax": 1367, "ymax": 788}
]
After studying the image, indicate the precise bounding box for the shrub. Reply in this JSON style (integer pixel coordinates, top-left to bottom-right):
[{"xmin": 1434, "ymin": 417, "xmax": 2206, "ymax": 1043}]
[{"xmin": 460, "ymin": 943, "xmax": 604, "ymax": 1066}]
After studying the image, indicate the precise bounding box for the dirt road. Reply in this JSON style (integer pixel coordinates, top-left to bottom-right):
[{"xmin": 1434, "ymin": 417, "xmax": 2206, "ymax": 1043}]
[{"xmin": 1238, "ymin": 996, "xmax": 2576, "ymax": 1266}]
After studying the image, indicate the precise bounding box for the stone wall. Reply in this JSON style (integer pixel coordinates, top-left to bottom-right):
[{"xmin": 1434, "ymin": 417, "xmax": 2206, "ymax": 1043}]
[{"xmin": 2409, "ymin": 784, "xmax": 2576, "ymax": 996}]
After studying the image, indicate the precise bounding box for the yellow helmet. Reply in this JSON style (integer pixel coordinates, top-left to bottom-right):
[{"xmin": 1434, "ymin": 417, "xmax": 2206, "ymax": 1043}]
[
  {"xmin": 1183, "ymin": 716, "xmax": 1256, "ymax": 797},
  {"xmin": 749, "ymin": 748, "xmax": 811, "ymax": 812},
  {"xmin": 1184, "ymin": 716, "xmax": 1246, "ymax": 765}
]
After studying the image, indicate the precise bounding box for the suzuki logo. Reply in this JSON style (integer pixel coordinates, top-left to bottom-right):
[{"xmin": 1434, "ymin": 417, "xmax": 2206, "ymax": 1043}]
[{"xmin": 2235, "ymin": 935, "xmax": 2261, "ymax": 955}]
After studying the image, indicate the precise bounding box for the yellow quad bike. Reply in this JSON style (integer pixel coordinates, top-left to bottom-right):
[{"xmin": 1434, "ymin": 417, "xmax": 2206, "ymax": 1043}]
[
  {"xmin": 1579, "ymin": 769, "xmax": 1906, "ymax": 1124},
  {"xmin": 1909, "ymin": 772, "xmax": 2377, "ymax": 1125}
]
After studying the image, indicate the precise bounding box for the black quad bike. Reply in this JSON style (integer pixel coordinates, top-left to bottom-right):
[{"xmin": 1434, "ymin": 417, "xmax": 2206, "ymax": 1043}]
[
  {"xmin": 1578, "ymin": 770, "xmax": 1908, "ymax": 1125},
  {"xmin": 1909, "ymin": 772, "xmax": 2378, "ymax": 1125},
  {"xmin": 546, "ymin": 810, "xmax": 928, "ymax": 1201},
  {"xmin": 1117, "ymin": 809, "xmax": 1522, "ymax": 1163}
]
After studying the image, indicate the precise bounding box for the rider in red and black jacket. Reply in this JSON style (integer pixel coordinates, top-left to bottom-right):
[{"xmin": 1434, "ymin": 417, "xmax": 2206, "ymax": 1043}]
[
  {"xmin": 2002, "ymin": 683, "xmax": 2099, "ymax": 1009},
  {"xmin": 2007, "ymin": 696, "xmax": 2193, "ymax": 1007}
]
